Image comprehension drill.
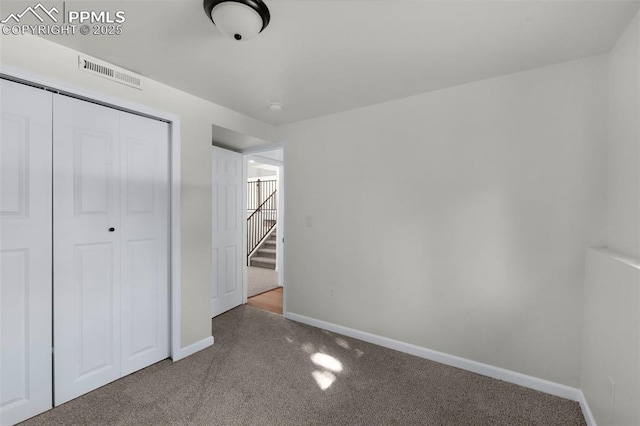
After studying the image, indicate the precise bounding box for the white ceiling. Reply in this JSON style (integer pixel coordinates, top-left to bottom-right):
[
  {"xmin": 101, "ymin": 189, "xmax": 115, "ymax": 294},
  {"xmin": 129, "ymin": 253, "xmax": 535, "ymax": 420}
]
[{"xmin": 40, "ymin": 0, "xmax": 639, "ymax": 125}]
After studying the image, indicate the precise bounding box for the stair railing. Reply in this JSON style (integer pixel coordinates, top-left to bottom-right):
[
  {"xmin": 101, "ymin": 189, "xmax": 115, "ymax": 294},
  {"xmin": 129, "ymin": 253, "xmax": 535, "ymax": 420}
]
[
  {"xmin": 247, "ymin": 189, "xmax": 277, "ymax": 264},
  {"xmin": 247, "ymin": 179, "xmax": 277, "ymax": 211}
]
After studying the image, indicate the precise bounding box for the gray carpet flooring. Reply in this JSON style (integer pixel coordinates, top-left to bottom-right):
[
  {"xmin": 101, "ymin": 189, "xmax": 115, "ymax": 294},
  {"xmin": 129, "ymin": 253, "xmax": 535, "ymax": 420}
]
[
  {"xmin": 247, "ymin": 266, "xmax": 279, "ymax": 298},
  {"xmin": 23, "ymin": 306, "xmax": 586, "ymax": 425}
]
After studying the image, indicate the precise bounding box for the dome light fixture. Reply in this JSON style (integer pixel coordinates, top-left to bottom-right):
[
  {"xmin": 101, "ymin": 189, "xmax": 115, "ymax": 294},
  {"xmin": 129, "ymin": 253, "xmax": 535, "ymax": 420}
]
[{"xmin": 203, "ymin": 0, "xmax": 270, "ymax": 41}]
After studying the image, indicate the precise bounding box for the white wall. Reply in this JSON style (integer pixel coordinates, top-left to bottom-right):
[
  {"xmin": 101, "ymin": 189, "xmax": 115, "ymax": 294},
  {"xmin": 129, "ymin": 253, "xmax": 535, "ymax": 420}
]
[
  {"xmin": 606, "ymin": 12, "xmax": 640, "ymax": 258},
  {"xmin": 277, "ymin": 55, "xmax": 608, "ymax": 387},
  {"xmin": 582, "ymin": 249, "xmax": 639, "ymax": 426},
  {"xmin": 248, "ymin": 167, "xmax": 278, "ymax": 179},
  {"xmin": 0, "ymin": 34, "xmax": 276, "ymax": 348},
  {"xmin": 582, "ymin": 12, "xmax": 640, "ymax": 426}
]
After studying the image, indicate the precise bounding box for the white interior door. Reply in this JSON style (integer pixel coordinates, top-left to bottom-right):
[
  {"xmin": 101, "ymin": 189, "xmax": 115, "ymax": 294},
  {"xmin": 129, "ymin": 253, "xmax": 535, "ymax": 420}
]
[
  {"xmin": 0, "ymin": 80, "xmax": 53, "ymax": 425},
  {"xmin": 119, "ymin": 111, "xmax": 170, "ymax": 376},
  {"xmin": 53, "ymin": 95, "xmax": 122, "ymax": 405},
  {"xmin": 211, "ymin": 146, "xmax": 243, "ymax": 317}
]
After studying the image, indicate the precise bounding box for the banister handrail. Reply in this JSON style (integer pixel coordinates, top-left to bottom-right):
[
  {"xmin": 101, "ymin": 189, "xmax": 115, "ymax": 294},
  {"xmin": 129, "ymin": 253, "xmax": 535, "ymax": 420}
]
[
  {"xmin": 247, "ymin": 189, "xmax": 276, "ymax": 222},
  {"xmin": 247, "ymin": 189, "xmax": 277, "ymax": 263}
]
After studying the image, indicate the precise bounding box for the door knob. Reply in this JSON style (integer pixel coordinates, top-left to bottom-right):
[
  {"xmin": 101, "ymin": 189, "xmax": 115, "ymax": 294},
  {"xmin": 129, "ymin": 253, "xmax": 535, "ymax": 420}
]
[{"xmin": 108, "ymin": 227, "xmax": 115, "ymax": 232}]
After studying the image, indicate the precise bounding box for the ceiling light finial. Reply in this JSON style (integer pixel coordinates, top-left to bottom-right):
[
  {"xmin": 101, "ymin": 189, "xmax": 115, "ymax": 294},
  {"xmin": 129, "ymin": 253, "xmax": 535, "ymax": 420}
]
[{"xmin": 204, "ymin": 0, "xmax": 270, "ymax": 41}]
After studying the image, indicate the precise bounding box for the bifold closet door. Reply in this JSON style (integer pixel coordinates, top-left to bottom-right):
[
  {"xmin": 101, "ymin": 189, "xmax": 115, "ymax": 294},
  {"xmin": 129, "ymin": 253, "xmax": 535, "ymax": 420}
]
[
  {"xmin": 53, "ymin": 95, "xmax": 122, "ymax": 405},
  {"xmin": 0, "ymin": 80, "xmax": 53, "ymax": 425},
  {"xmin": 53, "ymin": 95, "xmax": 170, "ymax": 405},
  {"xmin": 119, "ymin": 111, "xmax": 170, "ymax": 376}
]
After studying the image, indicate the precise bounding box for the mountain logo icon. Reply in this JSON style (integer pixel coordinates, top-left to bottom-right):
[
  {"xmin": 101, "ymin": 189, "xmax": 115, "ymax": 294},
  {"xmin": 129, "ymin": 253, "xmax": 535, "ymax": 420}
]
[{"xmin": 1, "ymin": 3, "xmax": 59, "ymax": 24}]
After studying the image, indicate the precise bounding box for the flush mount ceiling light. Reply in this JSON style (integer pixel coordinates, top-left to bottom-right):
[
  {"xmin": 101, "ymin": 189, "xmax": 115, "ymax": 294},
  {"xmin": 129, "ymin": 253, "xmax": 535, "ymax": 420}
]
[{"xmin": 204, "ymin": 0, "xmax": 270, "ymax": 41}]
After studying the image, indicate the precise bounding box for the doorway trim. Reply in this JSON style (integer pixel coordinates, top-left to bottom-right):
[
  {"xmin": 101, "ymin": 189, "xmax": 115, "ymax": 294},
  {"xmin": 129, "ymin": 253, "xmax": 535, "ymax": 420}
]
[
  {"xmin": 241, "ymin": 143, "xmax": 287, "ymax": 315},
  {"xmin": 0, "ymin": 65, "xmax": 189, "ymax": 361}
]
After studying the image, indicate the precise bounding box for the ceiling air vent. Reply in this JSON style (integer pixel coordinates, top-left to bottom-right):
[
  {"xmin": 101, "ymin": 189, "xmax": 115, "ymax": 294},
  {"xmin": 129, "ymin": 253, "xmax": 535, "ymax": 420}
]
[{"xmin": 78, "ymin": 55, "xmax": 143, "ymax": 90}]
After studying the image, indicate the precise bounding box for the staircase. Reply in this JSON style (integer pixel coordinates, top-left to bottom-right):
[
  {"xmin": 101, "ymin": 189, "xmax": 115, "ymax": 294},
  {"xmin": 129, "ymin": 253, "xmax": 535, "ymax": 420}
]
[
  {"xmin": 247, "ymin": 180, "xmax": 277, "ymax": 268},
  {"xmin": 249, "ymin": 229, "xmax": 277, "ymax": 269}
]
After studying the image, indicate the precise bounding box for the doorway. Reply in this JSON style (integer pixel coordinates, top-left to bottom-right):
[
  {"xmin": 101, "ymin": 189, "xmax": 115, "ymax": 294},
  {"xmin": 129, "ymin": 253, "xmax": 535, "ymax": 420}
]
[
  {"xmin": 210, "ymin": 145, "xmax": 285, "ymax": 318},
  {"xmin": 244, "ymin": 148, "xmax": 284, "ymax": 315}
]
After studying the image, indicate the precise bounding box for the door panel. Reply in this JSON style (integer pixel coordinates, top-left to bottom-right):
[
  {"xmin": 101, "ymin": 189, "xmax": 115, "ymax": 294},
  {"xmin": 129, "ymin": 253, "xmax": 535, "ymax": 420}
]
[
  {"xmin": 0, "ymin": 250, "xmax": 29, "ymax": 403},
  {"xmin": 53, "ymin": 94, "xmax": 121, "ymax": 405},
  {"xmin": 74, "ymin": 130, "xmax": 112, "ymax": 213},
  {"xmin": 211, "ymin": 146, "xmax": 243, "ymax": 317},
  {"xmin": 225, "ymin": 184, "xmax": 238, "ymax": 231},
  {"xmin": 128, "ymin": 239, "xmax": 158, "ymax": 354},
  {"xmin": 0, "ymin": 80, "xmax": 53, "ymax": 425},
  {"xmin": 212, "ymin": 248, "xmax": 219, "ymax": 300},
  {"xmin": 76, "ymin": 243, "xmax": 115, "ymax": 377},
  {"xmin": 225, "ymin": 246, "xmax": 237, "ymax": 294},
  {"xmin": 119, "ymin": 111, "xmax": 169, "ymax": 376},
  {"xmin": 0, "ymin": 114, "xmax": 28, "ymax": 215}
]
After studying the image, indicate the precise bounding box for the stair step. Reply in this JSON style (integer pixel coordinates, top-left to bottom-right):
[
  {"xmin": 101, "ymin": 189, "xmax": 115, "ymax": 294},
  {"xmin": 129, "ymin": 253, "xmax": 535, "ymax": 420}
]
[
  {"xmin": 257, "ymin": 248, "xmax": 276, "ymax": 259},
  {"xmin": 264, "ymin": 240, "xmax": 276, "ymax": 248},
  {"xmin": 250, "ymin": 257, "xmax": 276, "ymax": 270}
]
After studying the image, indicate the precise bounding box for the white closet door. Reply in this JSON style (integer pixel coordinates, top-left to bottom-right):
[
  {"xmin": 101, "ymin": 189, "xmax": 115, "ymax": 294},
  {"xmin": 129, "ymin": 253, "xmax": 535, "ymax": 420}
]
[
  {"xmin": 119, "ymin": 111, "xmax": 169, "ymax": 376},
  {"xmin": 211, "ymin": 146, "xmax": 243, "ymax": 317},
  {"xmin": 0, "ymin": 81, "xmax": 53, "ymax": 425},
  {"xmin": 53, "ymin": 95, "xmax": 122, "ymax": 405}
]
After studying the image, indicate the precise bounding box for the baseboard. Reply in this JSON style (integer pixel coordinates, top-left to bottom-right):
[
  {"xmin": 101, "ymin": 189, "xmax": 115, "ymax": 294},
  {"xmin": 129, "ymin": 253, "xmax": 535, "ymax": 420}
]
[
  {"xmin": 285, "ymin": 312, "xmax": 589, "ymax": 407},
  {"xmin": 577, "ymin": 390, "xmax": 597, "ymax": 426},
  {"xmin": 171, "ymin": 336, "xmax": 214, "ymax": 362}
]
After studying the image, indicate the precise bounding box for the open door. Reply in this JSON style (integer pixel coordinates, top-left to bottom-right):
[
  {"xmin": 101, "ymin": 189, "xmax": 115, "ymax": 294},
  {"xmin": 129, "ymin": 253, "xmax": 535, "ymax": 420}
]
[{"xmin": 211, "ymin": 146, "xmax": 243, "ymax": 317}]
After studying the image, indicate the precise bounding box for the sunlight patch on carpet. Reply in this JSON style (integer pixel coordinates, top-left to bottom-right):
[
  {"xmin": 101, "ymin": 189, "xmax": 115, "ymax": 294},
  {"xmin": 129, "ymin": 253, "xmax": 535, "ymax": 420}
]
[
  {"xmin": 312, "ymin": 370, "xmax": 336, "ymax": 390},
  {"xmin": 311, "ymin": 353, "xmax": 343, "ymax": 373}
]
